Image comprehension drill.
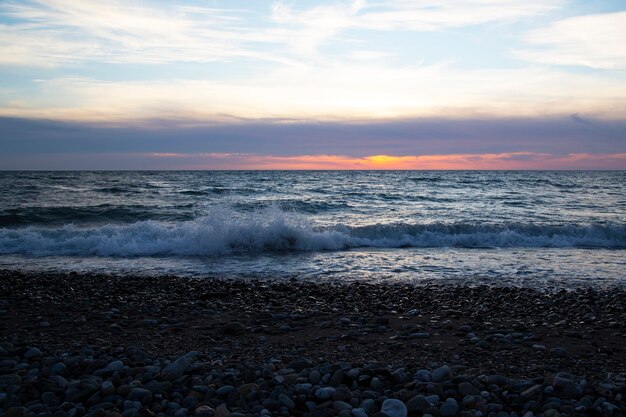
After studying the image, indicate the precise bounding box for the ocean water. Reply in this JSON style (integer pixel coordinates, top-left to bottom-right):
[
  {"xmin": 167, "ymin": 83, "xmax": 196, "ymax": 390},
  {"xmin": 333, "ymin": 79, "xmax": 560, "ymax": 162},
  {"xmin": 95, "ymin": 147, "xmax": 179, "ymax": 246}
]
[{"xmin": 0, "ymin": 171, "xmax": 624, "ymax": 288}]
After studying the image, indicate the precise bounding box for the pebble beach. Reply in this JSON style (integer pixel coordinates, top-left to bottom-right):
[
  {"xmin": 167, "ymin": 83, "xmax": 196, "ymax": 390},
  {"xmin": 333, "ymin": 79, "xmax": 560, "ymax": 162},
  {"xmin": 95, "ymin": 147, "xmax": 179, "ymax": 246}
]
[{"xmin": 1, "ymin": 270, "xmax": 625, "ymax": 417}]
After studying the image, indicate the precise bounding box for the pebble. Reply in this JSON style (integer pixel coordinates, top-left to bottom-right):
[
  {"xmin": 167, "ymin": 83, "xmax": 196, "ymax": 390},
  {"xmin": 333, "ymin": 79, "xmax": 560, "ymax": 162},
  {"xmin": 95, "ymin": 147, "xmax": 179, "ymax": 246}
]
[
  {"xmin": 431, "ymin": 365, "xmax": 451, "ymax": 382},
  {"xmin": 105, "ymin": 360, "xmax": 124, "ymax": 372},
  {"xmin": 381, "ymin": 399, "xmax": 407, "ymax": 417},
  {"xmin": 351, "ymin": 408, "xmax": 368, "ymax": 417},
  {"xmin": 440, "ymin": 399, "xmax": 458, "ymax": 417},
  {"xmin": 24, "ymin": 347, "xmax": 42, "ymax": 360},
  {"xmin": 161, "ymin": 354, "xmax": 191, "ymax": 380},
  {"xmin": 315, "ymin": 387, "xmax": 336, "ymax": 400},
  {"xmin": 278, "ymin": 393, "xmax": 295, "ymax": 409}
]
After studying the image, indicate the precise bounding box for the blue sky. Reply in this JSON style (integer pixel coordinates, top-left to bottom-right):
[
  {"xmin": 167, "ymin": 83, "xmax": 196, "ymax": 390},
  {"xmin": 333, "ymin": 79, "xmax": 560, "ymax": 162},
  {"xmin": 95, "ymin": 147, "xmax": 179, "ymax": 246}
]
[{"xmin": 0, "ymin": 0, "xmax": 625, "ymax": 169}]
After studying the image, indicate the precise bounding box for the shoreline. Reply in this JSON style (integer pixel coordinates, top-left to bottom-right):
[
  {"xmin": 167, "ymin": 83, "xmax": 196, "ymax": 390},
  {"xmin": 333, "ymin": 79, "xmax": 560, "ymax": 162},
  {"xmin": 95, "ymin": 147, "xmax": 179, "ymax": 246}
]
[{"xmin": 1, "ymin": 269, "xmax": 625, "ymax": 416}]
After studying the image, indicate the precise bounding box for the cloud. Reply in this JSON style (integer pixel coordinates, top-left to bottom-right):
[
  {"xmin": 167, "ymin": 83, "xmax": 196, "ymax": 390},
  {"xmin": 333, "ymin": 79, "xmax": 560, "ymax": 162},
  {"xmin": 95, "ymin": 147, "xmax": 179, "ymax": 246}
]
[
  {"xmin": 2, "ymin": 62, "xmax": 626, "ymax": 121},
  {"xmin": 269, "ymin": 0, "xmax": 563, "ymax": 56},
  {"xmin": 2, "ymin": 115, "xmax": 625, "ymax": 159},
  {"xmin": 0, "ymin": 0, "xmax": 564, "ymax": 67},
  {"xmin": 0, "ymin": 0, "xmax": 292, "ymax": 66},
  {"xmin": 515, "ymin": 11, "xmax": 626, "ymax": 69}
]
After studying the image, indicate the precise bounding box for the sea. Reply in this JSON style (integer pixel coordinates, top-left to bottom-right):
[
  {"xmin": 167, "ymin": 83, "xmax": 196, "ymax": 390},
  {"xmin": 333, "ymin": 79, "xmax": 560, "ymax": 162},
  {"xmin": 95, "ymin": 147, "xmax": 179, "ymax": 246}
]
[{"xmin": 0, "ymin": 171, "xmax": 624, "ymax": 288}]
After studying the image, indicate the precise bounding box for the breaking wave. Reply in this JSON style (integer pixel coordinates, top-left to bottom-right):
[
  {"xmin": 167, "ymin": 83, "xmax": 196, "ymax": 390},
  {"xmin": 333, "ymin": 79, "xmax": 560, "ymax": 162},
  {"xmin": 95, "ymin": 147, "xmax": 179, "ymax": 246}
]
[{"xmin": 0, "ymin": 206, "xmax": 624, "ymax": 257}]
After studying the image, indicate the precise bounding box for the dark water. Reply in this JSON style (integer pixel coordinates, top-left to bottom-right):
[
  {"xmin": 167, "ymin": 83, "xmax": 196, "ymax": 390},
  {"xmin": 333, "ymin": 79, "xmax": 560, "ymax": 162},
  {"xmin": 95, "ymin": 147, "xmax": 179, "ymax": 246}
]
[{"xmin": 0, "ymin": 171, "xmax": 624, "ymax": 287}]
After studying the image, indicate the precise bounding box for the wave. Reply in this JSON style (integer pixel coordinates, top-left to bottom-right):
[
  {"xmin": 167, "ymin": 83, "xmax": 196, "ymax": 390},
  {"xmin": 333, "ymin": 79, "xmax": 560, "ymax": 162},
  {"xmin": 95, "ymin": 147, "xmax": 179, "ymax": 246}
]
[
  {"xmin": 0, "ymin": 207, "xmax": 624, "ymax": 257},
  {"xmin": 0, "ymin": 205, "xmax": 193, "ymax": 226}
]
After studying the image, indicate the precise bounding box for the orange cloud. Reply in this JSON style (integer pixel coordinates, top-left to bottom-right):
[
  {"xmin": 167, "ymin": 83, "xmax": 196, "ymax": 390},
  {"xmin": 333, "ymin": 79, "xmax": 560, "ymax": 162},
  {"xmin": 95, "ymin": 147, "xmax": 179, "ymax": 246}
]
[{"xmin": 145, "ymin": 152, "xmax": 626, "ymax": 170}]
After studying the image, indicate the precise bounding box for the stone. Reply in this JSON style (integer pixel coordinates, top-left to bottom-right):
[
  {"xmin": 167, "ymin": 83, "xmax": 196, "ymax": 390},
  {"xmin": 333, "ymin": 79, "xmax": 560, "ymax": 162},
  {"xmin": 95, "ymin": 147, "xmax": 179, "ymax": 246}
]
[
  {"xmin": 6, "ymin": 407, "xmax": 27, "ymax": 417},
  {"xmin": 333, "ymin": 401, "xmax": 353, "ymax": 411},
  {"xmin": 550, "ymin": 347, "xmax": 568, "ymax": 358},
  {"xmin": 406, "ymin": 395, "xmax": 430, "ymax": 412},
  {"xmin": 222, "ymin": 322, "xmax": 246, "ymax": 335},
  {"xmin": 279, "ymin": 394, "xmax": 295, "ymax": 409},
  {"xmin": 162, "ymin": 355, "xmax": 192, "ymax": 380},
  {"xmin": 24, "ymin": 347, "xmax": 42, "ymax": 360},
  {"xmin": 51, "ymin": 362, "xmax": 67, "ymax": 375},
  {"xmin": 215, "ymin": 404, "xmax": 230, "ymax": 417},
  {"xmin": 105, "ymin": 360, "xmax": 124, "ymax": 372},
  {"xmin": 238, "ymin": 383, "xmax": 259, "ymax": 397},
  {"xmin": 101, "ymin": 381, "xmax": 116, "ymax": 396},
  {"xmin": 458, "ymin": 382, "xmax": 480, "ymax": 396},
  {"xmin": 414, "ymin": 370, "xmax": 432, "ymax": 382},
  {"xmin": 330, "ymin": 370, "xmax": 345, "ymax": 386},
  {"xmin": 520, "ymin": 385, "xmax": 542, "ymax": 401},
  {"xmin": 310, "ymin": 370, "xmax": 322, "ymax": 384},
  {"xmin": 128, "ymin": 388, "xmax": 151, "ymax": 402},
  {"xmin": 334, "ymin": 386, "xmax": 353, "ymax": 402},
  {"xmin": 316, "ymin": 387, "xmax": 337, "ymax": 401},
  {"xmin": 381, "ymin": 399, "xmax": 407, "ymax": 417},
  {"xmin": 370, "ymin": 377, "xmax": 382, "ymax": 389},
  {"xmin": 351, "ymin": 409, "xmax": 368, "ymax": 417},
  {"xmin": 432, "ymin": 366, "xmax": 451, "ymax": 382},
  {"xmin": 440, "ymin": 400, "xmax": 458, "ymax": 417},
  {"xmin": 216, "ymin": 385, "xmax": 235, "ymax": 396}
]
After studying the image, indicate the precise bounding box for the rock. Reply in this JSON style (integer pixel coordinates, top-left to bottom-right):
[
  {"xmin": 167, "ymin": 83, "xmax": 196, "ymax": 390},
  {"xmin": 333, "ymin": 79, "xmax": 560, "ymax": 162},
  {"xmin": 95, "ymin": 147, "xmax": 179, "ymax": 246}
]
[
  {"xmin": 215, "ymin": 404, "xmax": 230, "ymax": 417},
  {"xmin": 330, "ymin": 369, "xmax": 345, "ymax": 386},
  {"xmin": 238, "ymin": 383, "xmax": 259, "ymax": 397},
  {"xmin": 360, "ymin": 399, "xmax": 375, "ymax": 413},
  {"xmin": 370, "ymin": 377, "xmax": 383, "ymax": 389},
  {"xmin": 194, "ymin": 405, "xmax": 214, "ymax": 416},
  {"xmin": 458, "ymin": 382, "xmax": 480, "ymax": 396},
  {"xmin": 351, "ymin": 409, "xmax": 368, "ymax": 417},
  {"xmin": 334, "ymin": 386, "xmax": 353, "ymax": 402},
  {"xmin": 381, "ymin": 399, "xmax": 407, "ymax": 417},
  {"xmin": 51, "ymin": 362, "xmax": 67, "ymax": 375},
  {"xmin": 24, "ymin": 347, "xmax": 42, "ymax": 360},
  {"xmin": 6, "ymin": 407, "xmax": 27, "ymax": 417},
  {"xmin": 553, "ymin": 372, "xmax": 575, "ymax": 388},
  {"xmin": 520, "ymin": 384, "xmax": 542, "ymax": 400},
  {"xmin": 216, "ymin": 385, "xmax": 235, "ymax": 396},
  {"xmin": 162, "ymin": 354, "xmax": 192, "ymax": 380},
  {"xmin": 406, "ymin": 395, "xmax": 430, "ymax": 412},
  {"xmin": 333, "ymin": 401, "xmax": 353, "ymax": 411},
  {"xmin": 316, "ymin": 387, "xmax": 337, "ymax": 401},
  {"xmin": 289, "ymin": 359, "xmax": 313, "ymax": 371},
  {"xmin": 101, "ymin": 381, "xmax": 116, "ymax": 396},
  {"xmin": 128, "ymin": 388, "xmax": 151, "ymax": 402},
  {"xmin": 432, "ymin": 365, "xmax": 451, "ymax": 382},
  {"xmin": 550, "ymin": 347, "xmax": 568, "ymax": 358},
  {"xmin": 310, "ymin": 370, "xmax": 322, "ymax": 384},
  {"xmin": 486, "ymin": 375, "xmax": 508, "ymax": 386},
  {"xmin": 175, "ymin": 408, "xmax": 189, "ymax": 417},
  {"xmin": 440, "ymin": 399, "xmax": 458, "ymax": 417},
  {"xmin": 414, "ymin": 370, "xmax": 431, "ymax": 382},
  {"xmin": 222, "ymin": 322, "xmax": 246, "ymax": 335},
  {"xmin": 279, "ymin": 393, "xmax": 295, "ymax": 409},
  {"xmin": 409, "ymin": 332, "xmax": 430, "ymax": 339},
  {"xmin": 105, "ymin": 360, "xmax": 124, "ymax": 372}
]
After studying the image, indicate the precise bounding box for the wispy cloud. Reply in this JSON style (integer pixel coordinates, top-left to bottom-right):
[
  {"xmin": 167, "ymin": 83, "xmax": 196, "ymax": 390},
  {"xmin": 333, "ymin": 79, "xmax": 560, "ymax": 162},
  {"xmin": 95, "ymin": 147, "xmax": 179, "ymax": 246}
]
[
  {"xmin": 0, "ymin": 0, "xmax": 291, "ymax": 66},
  {"xmin": 269, "ymin": 0, "xmax": 563, "ymax": 57},
  {"xmin": 3, "ymin": 64, "xmax": 625, "ymax": 121},
  {"xmin": 515, "ymin": 11, "xmax": 626, "ymax": 69},
  {"xmin": 0, "ymin": 0, "xmax": 563, "ymax": 67}
]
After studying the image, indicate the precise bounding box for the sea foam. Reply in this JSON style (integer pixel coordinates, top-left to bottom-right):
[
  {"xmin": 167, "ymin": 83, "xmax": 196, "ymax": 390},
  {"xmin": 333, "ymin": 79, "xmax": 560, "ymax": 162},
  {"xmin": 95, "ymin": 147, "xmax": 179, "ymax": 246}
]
[{"xmin": 0, "ymin": 206, "xmax": 624, "ymax": 257}]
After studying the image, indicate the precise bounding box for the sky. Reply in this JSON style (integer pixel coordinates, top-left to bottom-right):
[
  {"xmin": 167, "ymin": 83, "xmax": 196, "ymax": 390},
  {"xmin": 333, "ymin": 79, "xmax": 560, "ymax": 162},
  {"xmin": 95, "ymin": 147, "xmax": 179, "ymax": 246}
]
[{"xmin": 0, "ymin": 0, "xmax": 625, "ymax": 170}]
